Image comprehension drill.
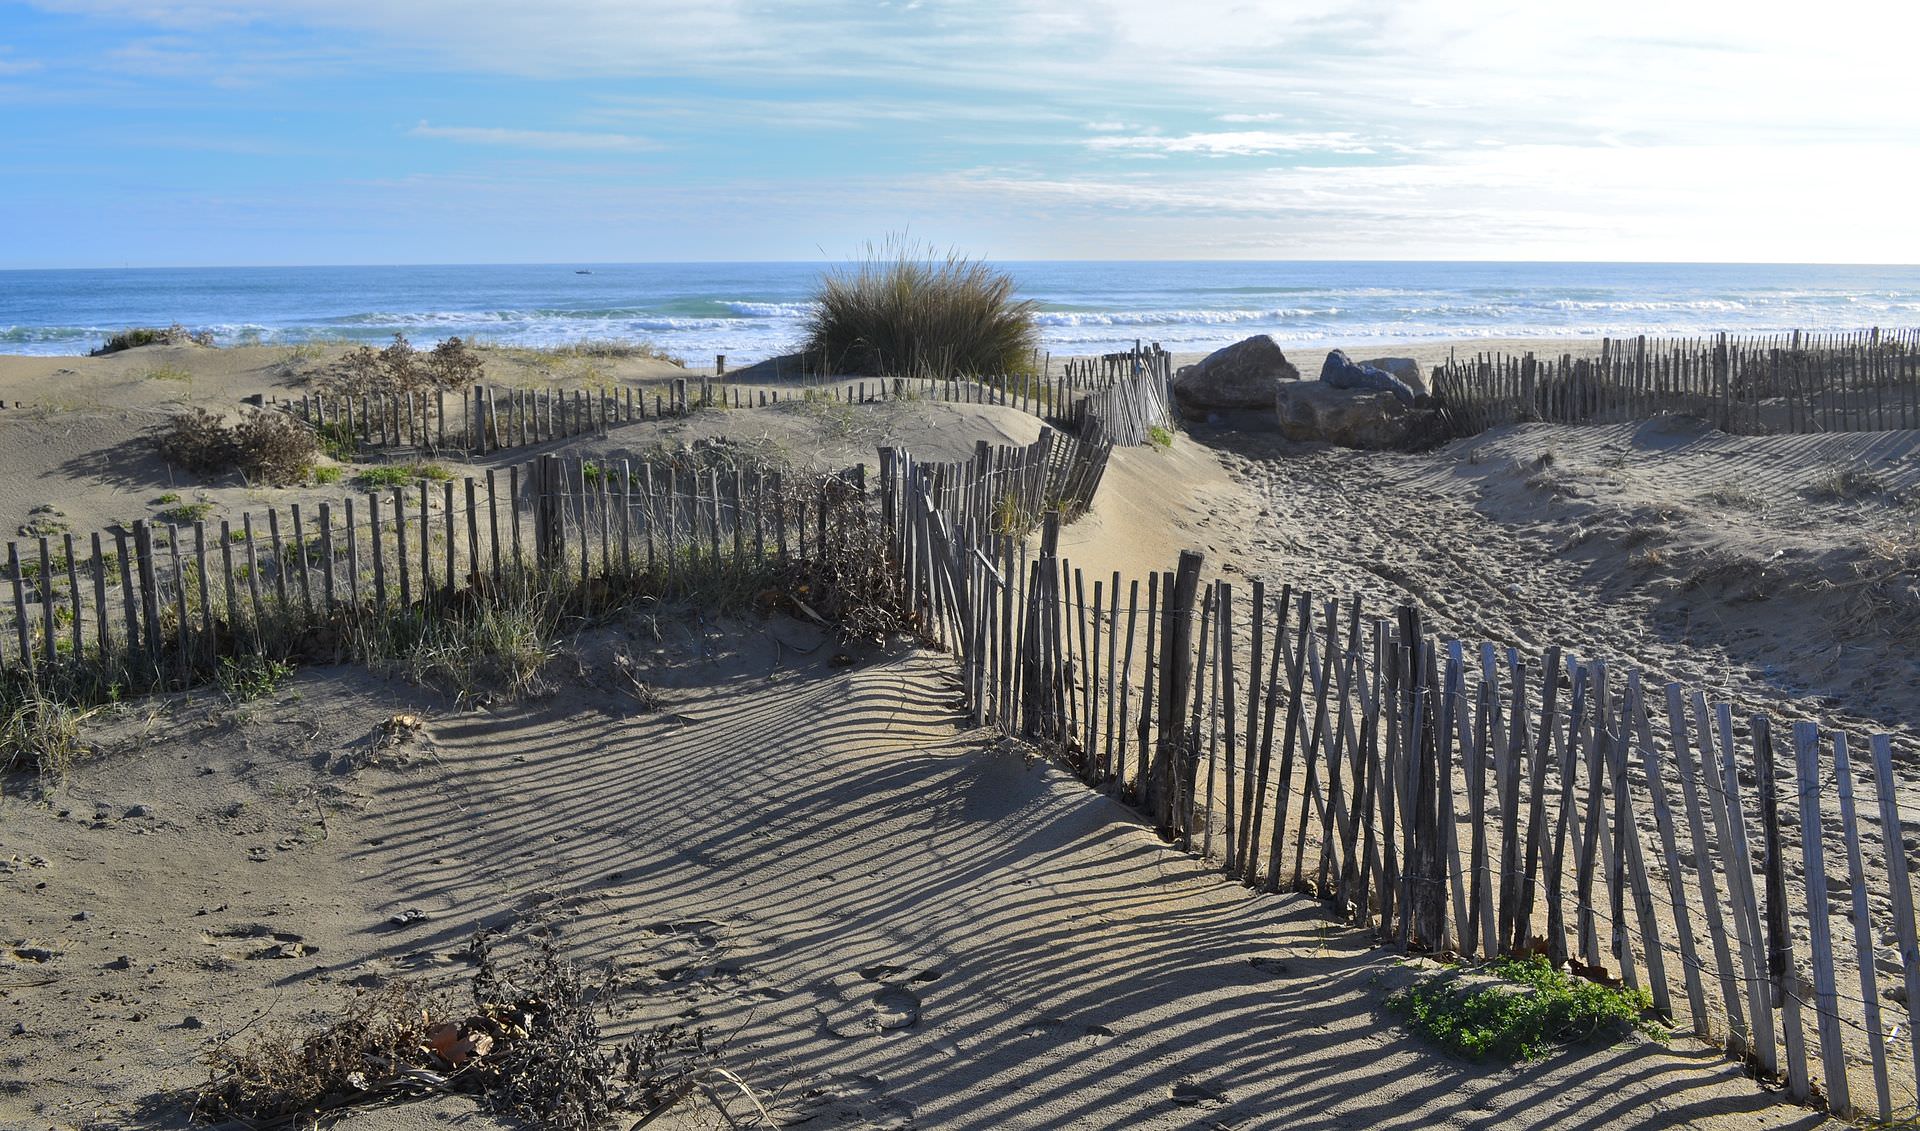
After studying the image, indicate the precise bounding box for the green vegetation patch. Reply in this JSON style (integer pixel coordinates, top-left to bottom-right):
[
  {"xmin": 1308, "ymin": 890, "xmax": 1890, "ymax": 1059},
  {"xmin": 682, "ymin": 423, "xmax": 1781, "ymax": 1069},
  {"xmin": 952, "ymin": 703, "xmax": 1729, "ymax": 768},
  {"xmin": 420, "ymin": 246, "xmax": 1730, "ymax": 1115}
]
[
  {"xmin": 1388, "ymin": 954, "xmax": 1662, "ymax": 1062},
  {"xmin": 91, "ymin": 323, "xmax": 215, "ymax": 355},
  {"xmin": 157, "ymin": 501, "xmax": 215, "ymax": 526},
  {"xmin": 18, "ymin": 504, "xmax": 69, "ymax": 538},
  {"xmin": 1147, "ymin": 424, "xmax": 1174, "ymax": 450},
  {"xmin": 216, "ymin": 654, "xmax": 294, "ymax": 703},
  {"xmin": 356, "ymin": 463, "xmax": 455, "ymax": 489}
]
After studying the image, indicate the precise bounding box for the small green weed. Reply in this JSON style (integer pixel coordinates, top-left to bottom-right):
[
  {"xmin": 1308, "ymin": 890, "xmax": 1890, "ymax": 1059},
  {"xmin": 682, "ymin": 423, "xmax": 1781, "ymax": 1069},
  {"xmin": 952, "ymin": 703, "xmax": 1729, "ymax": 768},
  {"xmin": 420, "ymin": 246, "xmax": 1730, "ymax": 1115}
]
[
  {"xmin": 315, "ymin": 420, "xmax": 358, "ymax": 461},
  {"xmin": 216, "ymin": 654, "xmax": 294, "ymax": 702},
  {"xmin": 1147, "ymin": 424, "xmax": 1174, "ymax": 450},
  {"xmin": 1389, "ymin": 954, "xmax": 1661, "ymax": 1062},
  {"xmin": 143, "ymin": 364, "xmax": 193, "ymax": 383},
  {"xmin": 157, "ymin": 501, "xmax": 215, "ymax": 525},
  {"xmin": 156, "ymin": 492, "xmax": 182, "ymax": 505},
  {"xmin": 312, "ymin": 465, "xmax": 343, "ymax": 485},
  {"xmin": 356, "ymin": 463, "xmax": 454, "ymax": 489}
]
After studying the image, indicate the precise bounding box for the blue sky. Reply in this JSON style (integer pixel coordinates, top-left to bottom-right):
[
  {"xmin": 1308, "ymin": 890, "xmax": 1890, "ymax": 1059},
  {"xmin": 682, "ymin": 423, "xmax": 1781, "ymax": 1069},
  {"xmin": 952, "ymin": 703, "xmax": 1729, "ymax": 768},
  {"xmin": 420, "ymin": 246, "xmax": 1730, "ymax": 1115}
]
[{"xmin": 2, "ymin": 0, "xmax": 1916, "ymax": 266}]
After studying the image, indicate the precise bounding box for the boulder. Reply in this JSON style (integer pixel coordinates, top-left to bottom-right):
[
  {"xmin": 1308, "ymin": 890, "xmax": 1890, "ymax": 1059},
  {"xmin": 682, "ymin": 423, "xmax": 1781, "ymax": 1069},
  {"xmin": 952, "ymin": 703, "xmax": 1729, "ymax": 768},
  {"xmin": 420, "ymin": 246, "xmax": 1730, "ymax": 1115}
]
[
  {"xmin": 1320, "ymin": 349, "xmax": 1416, "ymax": 405},
  {"xmin": 1173, "ymin": 335, "xmax": 1299, "ymax": 415},
  {"xmin": 1276, "ymin": 381, "xmax": 1421, "ymax": 450},
  {"xmin": 1358, "ymin": 356, "xmax": 1429, "ymax": 398}
]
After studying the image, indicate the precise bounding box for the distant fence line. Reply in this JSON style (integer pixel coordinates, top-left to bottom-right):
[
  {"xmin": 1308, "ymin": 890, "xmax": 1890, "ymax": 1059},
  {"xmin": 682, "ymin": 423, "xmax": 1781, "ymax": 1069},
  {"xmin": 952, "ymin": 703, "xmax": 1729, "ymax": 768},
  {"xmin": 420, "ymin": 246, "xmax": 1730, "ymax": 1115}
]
[
  {"xmin": 880, "ymin": 441, "xmax": 1915, "ymax": 1121},
  {"xmin": 1433, "ymin": 328, "xmax": 1920, "ymax": 437},
  {"xmin": 264, "ymin": 343, "xmax": 1176, "ymax": 460}
]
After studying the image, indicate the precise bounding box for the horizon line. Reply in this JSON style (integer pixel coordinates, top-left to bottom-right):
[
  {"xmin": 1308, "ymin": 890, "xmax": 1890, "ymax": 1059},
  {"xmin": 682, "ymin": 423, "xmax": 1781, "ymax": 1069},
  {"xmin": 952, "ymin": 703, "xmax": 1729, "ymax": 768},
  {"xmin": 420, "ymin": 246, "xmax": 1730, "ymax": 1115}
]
[{"xmin": 7, "ymin": 257, "xmax": 1920, "ymax": 273}]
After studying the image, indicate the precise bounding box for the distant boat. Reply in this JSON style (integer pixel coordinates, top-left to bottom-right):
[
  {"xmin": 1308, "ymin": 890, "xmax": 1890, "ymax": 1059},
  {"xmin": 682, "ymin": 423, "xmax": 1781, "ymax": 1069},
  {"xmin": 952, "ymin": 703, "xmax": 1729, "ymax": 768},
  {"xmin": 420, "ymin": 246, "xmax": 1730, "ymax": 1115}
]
[{"xmin": 575, "ymin": 269, "xmax": 593, "ymax": 275}]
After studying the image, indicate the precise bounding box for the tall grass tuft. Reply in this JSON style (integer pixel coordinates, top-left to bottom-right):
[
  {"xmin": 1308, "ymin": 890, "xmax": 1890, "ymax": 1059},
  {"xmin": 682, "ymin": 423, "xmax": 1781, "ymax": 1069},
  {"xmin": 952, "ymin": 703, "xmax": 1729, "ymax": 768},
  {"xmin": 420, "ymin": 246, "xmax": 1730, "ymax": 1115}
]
[{"xmin": 804, "ymin": 240, "xmax": 1038, "ymax": 380}]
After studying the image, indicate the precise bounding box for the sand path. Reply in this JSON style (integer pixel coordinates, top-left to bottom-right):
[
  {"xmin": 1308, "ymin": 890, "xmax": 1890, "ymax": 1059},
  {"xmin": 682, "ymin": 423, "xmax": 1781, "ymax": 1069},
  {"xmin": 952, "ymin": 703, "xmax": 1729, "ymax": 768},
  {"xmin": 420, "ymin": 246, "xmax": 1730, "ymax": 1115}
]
[{"xmin": 1, "ymin": 617, "xmax": 1827, "ymax": 1129}]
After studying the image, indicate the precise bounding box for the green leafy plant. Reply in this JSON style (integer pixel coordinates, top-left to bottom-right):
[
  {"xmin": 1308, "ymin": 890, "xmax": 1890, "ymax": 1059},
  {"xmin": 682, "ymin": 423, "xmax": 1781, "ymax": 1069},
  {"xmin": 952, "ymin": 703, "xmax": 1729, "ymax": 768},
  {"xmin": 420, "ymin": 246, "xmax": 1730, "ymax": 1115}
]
[
  {"xmin": 1147, "ymin": 424, "xmax": 1174, "ymax": 450},
  {"xmin": 216, "ymin": 654, "xmax": 295, "ymax": 702},
  {"xmin": 157, "ymin": 501, "xmax": 215, "ymax": 525},
  {"xmin": 315, "ymin": 419, "xmax": 358, "ymax": 461},
  {"xmin": 312, "ymin": 465, "xmax": 343, "ymax": 485},
  {"xmin": 1389, "ymin": 955, "xmax": 1661, "ymax": 1062}
]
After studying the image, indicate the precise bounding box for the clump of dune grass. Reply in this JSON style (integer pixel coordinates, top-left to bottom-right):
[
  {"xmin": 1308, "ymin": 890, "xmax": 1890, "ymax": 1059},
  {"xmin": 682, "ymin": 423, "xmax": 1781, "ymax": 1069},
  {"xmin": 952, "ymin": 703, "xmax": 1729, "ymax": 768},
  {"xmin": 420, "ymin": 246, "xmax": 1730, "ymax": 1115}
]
[
  {"xmin": 804, "ymin": 240, "xmax": 1038, "ymax": 380},
  {"xmin": 1, "ymin": 679, "xmax": 106, "ymax": 794},
  {"xmin": 92, "ymin": 323, "xmax": 215, "ymax": 355},
  {"xmin": 1805, "ymin": 466, "xmax": 1886, "ymax": 502},
  {"xmin": 478, "ymin": 339, "xmax": 686, "ymax": 373},
  {"xmin": 349, "ymin": 587, "xmax": 563, "ymax": 705}
]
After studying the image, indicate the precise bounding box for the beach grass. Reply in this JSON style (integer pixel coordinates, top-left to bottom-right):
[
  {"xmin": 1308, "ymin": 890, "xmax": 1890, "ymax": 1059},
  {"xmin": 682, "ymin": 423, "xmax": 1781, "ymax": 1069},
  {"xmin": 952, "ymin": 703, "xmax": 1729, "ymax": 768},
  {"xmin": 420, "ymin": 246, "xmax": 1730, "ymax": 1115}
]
[{"xmin": 804, "ymin": 240, "xmax": 1038, "ymax": 380}]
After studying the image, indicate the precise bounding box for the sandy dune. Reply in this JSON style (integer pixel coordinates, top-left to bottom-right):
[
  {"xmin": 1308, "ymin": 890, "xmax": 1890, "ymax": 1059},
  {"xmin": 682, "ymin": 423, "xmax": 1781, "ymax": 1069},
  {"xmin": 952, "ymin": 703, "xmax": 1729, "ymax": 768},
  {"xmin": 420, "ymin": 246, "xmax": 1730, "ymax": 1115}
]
[{"xmin": 4, "ymin": 340, "xmax": 1902, "ymax": 1127}]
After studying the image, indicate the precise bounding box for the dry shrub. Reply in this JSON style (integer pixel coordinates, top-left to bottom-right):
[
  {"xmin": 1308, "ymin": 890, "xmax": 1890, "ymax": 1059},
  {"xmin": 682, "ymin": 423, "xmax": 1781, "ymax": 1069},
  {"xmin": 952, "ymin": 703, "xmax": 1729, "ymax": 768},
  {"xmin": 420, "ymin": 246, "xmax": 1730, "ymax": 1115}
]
[
  {"xmin": 92, "ymin": 322, "xmax": 215, "ymax": 355},
  {"xmin": 154, "ymin": 408, "xmax": 317, "ymax": 484},
  {"xmin": 1806, "ymin": 466, "xmax": 1886, "ymax": 502},
  {"xmin": 325, "ymin": 333, "xmax": 485, "ymax": 398},
  {"xmin": 155, "ymin": 408, "xmax": 240, "ymax": 473},
  {"xmin": 189, "ymin": 933, "xmax": 758, "ymax": 1130},
  {"xmin": 231, "ymin": 409, "xmax": 320, "ymax": 485},
  {"xmin": 195, "ymin": 982, "xmax": 443, "ymax": 1124},
  {"xmin": 1839, "ymin": 532, "xmax": 1920, "ymax": 630}
]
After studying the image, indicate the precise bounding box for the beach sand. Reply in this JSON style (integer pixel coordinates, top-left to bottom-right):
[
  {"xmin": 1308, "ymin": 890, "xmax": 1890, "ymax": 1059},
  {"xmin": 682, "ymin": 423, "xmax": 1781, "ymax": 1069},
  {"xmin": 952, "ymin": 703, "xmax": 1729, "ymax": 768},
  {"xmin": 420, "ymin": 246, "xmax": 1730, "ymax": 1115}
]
[{"xmin": 3, "ymin": 337, "xmax": 1908, "ymax": 1126}]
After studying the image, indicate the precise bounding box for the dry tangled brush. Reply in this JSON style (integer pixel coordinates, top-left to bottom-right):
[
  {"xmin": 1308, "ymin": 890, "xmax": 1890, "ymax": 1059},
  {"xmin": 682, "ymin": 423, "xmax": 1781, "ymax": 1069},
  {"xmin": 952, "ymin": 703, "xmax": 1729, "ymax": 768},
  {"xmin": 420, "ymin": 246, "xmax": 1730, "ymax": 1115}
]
[
  {"xmin": 154, "ymin": 408, "xmax": 319, "ymax": 485},
  {"xmin": 188, "ymin": 932, "xmax": 760, "ymax": 1131}
]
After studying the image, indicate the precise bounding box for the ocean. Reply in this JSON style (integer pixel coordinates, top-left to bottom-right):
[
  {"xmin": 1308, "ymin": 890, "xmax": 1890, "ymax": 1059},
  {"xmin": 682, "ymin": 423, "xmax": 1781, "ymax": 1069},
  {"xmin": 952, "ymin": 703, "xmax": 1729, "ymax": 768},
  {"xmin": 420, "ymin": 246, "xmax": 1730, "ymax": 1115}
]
[{"xmin": 3, "ymin": 261, "xmax": 1918, "ymax": 362}]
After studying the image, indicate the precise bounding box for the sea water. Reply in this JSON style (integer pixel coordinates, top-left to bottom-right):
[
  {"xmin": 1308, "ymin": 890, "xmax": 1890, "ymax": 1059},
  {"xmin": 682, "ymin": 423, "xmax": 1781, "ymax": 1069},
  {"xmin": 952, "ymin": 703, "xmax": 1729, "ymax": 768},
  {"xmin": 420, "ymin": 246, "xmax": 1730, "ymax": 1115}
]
[{"xmin": 3, "ymin": 261, "xmax": 1917, "ymax": 362}]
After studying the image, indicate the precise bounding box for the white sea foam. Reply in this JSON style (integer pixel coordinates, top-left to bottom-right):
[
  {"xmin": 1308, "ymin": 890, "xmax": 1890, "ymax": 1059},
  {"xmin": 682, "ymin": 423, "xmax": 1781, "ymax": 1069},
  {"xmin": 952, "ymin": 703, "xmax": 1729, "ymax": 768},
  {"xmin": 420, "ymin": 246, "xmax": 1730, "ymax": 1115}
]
[{"xmin": 3, "ymin": 263, "xmax": 1915, "ymax": 361}]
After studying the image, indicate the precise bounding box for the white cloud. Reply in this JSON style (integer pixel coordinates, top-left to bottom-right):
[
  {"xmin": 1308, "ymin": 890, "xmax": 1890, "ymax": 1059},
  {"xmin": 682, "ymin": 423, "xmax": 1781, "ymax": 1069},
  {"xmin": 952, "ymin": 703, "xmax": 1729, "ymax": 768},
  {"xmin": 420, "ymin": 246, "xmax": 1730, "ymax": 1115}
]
[
  {"xmin": 1087, "ymin": 130, "xmax": 1381, "ymax": 157},
  {"xmin": 410, "ymin": 123, "xmax": 657, "ymax": 152},
  {"xmin": 925, "ymin": 140, "xmax": 1920, "ymax": 262}
]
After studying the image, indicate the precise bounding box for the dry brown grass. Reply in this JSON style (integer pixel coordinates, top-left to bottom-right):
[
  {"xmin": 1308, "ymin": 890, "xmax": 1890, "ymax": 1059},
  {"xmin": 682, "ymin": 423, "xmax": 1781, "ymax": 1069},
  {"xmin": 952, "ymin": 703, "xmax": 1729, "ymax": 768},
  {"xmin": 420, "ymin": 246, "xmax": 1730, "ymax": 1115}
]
[
  {"xmin": 154, "ymin": 408, "xmax": 319, "ymax": 485},
  {"xmin": 1805, "ymin": 466, "xmax": 1887, "ymax": 502},
  {"xmin": 185, "ymin": 933, "xmax": 761, "ymax": 1130}
]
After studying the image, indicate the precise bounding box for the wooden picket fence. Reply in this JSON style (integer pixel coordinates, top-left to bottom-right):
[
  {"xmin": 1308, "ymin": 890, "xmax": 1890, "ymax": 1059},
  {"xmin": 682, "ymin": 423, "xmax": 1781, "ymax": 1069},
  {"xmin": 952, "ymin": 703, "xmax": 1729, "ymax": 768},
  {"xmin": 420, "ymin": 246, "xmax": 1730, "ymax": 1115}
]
[
  {"xmin": 1, "ymin": 451, "xmax": 883, "ymax": 694},
  {"xmin": 1075, "ymin": 369, "xmax": 1176, "ymax": 447},
  {"xmin": 1432, "ymin": 327, "xmax": 1920, "ymax": 437},
  {"xmin": 270, "ymin": 344, "xmax": 1175, "ymax": 460},
  {"xmin": 881, "ymin": 443, "xmax": 1919, "ymax": 1121}
]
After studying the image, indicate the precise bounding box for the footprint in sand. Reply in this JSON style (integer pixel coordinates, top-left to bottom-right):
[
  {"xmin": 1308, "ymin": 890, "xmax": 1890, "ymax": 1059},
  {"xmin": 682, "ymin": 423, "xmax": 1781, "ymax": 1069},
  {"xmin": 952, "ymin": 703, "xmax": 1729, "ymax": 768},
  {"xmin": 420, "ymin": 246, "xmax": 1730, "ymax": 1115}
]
[{"xmin": 817, "ymin": 966, "xmax": 937, "ymax": 1037}]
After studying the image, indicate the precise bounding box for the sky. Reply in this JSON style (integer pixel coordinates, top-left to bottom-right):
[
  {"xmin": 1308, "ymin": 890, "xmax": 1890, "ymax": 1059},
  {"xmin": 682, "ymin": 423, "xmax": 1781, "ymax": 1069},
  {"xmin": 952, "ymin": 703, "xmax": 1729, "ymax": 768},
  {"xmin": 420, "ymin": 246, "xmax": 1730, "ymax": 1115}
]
[{"xmin": 2, "ymin": 0, "xmax": 1917, "ymax": 267}]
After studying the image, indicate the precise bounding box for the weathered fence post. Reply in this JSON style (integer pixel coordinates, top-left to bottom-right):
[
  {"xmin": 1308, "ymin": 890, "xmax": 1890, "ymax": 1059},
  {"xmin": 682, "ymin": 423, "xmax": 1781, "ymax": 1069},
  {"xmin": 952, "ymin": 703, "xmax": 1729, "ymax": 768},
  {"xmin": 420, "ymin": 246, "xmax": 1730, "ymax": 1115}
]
[{"xmin": 1150, "ymin": 550, "xmax": 1204, "ymax": 833}]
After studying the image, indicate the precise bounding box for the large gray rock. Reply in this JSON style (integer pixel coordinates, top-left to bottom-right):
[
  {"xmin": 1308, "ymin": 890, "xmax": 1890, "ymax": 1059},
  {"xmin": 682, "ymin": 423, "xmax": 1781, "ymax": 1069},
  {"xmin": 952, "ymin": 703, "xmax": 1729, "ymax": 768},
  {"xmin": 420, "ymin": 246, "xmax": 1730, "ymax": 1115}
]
[
  {"xmin": 1358, "ymin": 356, "xmax": 1429, "ymax": 398},
  {"xmin": 1276, "ymin": 381, "xmax": 1420, "ymax": 450},
  {"xmin": 1173, "ymin": 335, "xmax": 1299, "ymax": 414},
  {"xmin": 1320, "ymin": 349, "xmax": 1417, "ymax": 405}
]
